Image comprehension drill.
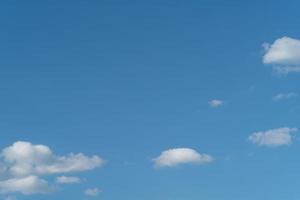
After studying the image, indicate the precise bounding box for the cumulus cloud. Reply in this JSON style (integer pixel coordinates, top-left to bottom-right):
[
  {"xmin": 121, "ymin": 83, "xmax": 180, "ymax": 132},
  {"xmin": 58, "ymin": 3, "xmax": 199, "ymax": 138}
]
[
  {"xmin": 248, "ymin": 127, "xmax": 297, "ymax": 147},
  {"xmin": 272, "ymin": 92, "xmax": 298, "ymax": 101},
  {"xmin": 263, "ymin": 37, "xmax": 300, "ymax": 75},
  {"xmin": 0, "ymin": 141, "xmax": 104, "ymax": 196},
  {"xmin": 56, "ymin": 176, "xmax": 81, "ymax": 184},
  {"xmin": 85, "ymin": 188, "xmax": 101, "ymax": 196},
  {"xmin": 0, "ymin": 176, "xmax": 52, "ymax": 195},
  {"xmin": 153, "ymin": 148, "xmax": 213, "ymax": 168},
  {"xmin": 209, "ymin": 99, "xmax": 224, "ymax": 108},
  {"xmin": 2, "ymin": 141, "xmax": 103, "ymax": 177}
]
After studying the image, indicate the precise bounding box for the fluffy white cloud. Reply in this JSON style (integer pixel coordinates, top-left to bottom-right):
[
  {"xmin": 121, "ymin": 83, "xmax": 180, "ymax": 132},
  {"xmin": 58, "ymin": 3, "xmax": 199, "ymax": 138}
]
[
  {"xmin": 263, "ymin": 37, "xmax": 300, "ymax": 64},
  {"xmin": 153, "ymin": 148, "xmax": 213, "ymax": 168},
  {"xmin": 248, "ymin": 127, "xmax": 297, "ymax": 147},
  {"xmin": 0, "ymin": 176, "xmax": 52, "ymax": 195},
  {"xmin": 2, "ymin": 141, "xmax": 103, "ymax": 177},
  {"xmin": 272, "ymin": 92, "xmax": 298, "ymax": 101},
  {"xmin": 85, "ymin": 188, "xmax": 101, "ymax": 196},
  {"xmin": 0, "ymin": 141, "xmax": 104, "ymax": 196},
  {"xmin": 209, "ymin": 99, "xmax": 223, "ymax": 108},
  {"xmin": 263, "ymin": 37, "xmax": 300, "ymax": 75},
  {"xmin": 56, "ymin": 176, "xmax": 81, "ymax": 184}
]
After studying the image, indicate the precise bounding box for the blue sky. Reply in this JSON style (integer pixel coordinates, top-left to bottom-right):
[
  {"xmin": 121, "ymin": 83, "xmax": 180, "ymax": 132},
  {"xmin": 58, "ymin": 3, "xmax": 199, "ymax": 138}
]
[{"xmin": 0, "ymin": 0, "xmax": 300, "ymax": 200}]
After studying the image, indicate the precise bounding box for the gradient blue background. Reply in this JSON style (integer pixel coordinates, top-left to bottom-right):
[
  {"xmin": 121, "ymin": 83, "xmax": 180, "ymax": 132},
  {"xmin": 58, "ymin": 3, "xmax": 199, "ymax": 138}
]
[{"xmin": 0, "ymin": 0, "xmax": 300, "ymax": 199}]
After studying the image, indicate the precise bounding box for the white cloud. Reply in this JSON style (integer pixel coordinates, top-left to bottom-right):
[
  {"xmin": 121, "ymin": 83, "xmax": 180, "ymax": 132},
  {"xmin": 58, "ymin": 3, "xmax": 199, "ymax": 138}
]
[
  {"xmin": 272, "ymin": 92, "xmax": 298, "ymax": 101},
  {"xmin": 2, "ymin": 141, "xmax": 104, "ymax": 177},
  {"xmin": 0, "ymin": 176, "xmax": 52, "ymax": 195},
  {"xmin": 209, "ymin": 99, "xmax": 224, "ymax": 108},
  {"xmin": 272, "ymin": 66, "xmax": 300, "ymax": 75},
  {"xmin": 56, "ymin": 176, "xmax": 81, "ymax": 184},
  {"xmin": 153, "ymin": 148, "xmax": 213, "ymax": 168},
  {"xmin": 248, "ymin": 127, "xmax": 297, "ymax": 147},
  {"xmin": 263, "ymin": 37, "xmax": 300, "ymax": 65},
  {"xmin": 85, "ymin": 188, "xmax": 101, "ymax": 196},
  {"xmin": 263, "ymin": 37, "xmax": 300, "ymax": 75},
  {"xmin": 0, "ymin": 141, "xmax": 104, "ymax": 196}
]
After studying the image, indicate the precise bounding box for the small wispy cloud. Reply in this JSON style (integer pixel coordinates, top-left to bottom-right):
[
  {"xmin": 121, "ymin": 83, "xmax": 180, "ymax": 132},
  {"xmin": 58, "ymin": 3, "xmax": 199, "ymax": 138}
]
[
  {"xmin": 248, "ymin": 127, "xmax": 297, "ymax": 147},
  {"xmin": 56, "ymin": 176, "xmax": 81, "ymax": 184},
  {"xmin": 272, "ymin": 92, "xmax": 298, "ymax": 101},
  {"xmin": 85, "ymin": 188, "xmax": 101, "ymax": 196},
  {"xmin": 272, "ymin": 66, "xmax": 300, "ymax": 75},
  {"xmin": 208, "ymin": 99, "xmax": 224, "ymax": 108}
]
